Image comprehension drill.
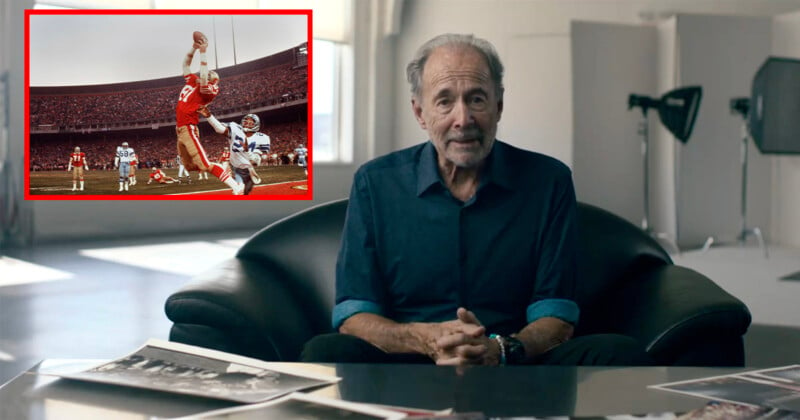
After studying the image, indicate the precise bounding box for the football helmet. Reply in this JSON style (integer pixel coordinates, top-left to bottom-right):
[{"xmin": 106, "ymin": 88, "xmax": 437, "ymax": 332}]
[
  {"xmin": 208, "ymin": 70, "xmax": 220, "ymax": 85},
  {"xmin": 122, "ymin": 142, "xmax": 129, "ymax": 148},
  {"xmin": 242, "ymin": 114, "xmax": 260, "ymax": 133},
  {"xmin": 74, "ymin": 146, "xmax": 80, "ymax": 152}
]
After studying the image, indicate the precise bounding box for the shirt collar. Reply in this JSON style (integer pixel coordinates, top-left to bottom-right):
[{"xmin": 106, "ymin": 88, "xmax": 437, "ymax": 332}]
[{"xmin": 415, "ymin": 140, "xmax": 516, "ymax": 197}]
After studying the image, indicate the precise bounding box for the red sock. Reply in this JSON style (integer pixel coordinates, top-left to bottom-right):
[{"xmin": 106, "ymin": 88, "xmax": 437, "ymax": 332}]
[{"xmin": 209, "ymin": 163, "xmax": 229, "ymax": 182}]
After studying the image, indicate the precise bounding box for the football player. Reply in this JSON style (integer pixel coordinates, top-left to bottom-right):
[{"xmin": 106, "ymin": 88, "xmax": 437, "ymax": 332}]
[
  {"xmin": 241, "ymin": 114, "xmax": 271, "ymax": 166},
  {"xmin": 199, "ymin": 107, "xmax": 263, "ymax": 195},
  {"xmin": 294, "ymin": 142, "xmax": 308, "ymax": 177},
  {"xmin": 176, "ymin": 154, "xmax": 191, "ymax": 183},
  {"xmin": 175, "ymin": 32, "xmax": 243, "ymax": 195},
  {"xmin": 114, "ymin": 142, "xmax": 135, "ymax": 191},
  {"xmin": 147, "ymin": 167, "xmax": 181, "ymax": 184},
  {"xmin": 67, "ymin": 146, "xmax": 88, "ymax": 191},
  {"xmin": 218, "ymin": 147, "xmax": 231, "ymax": 176},
  {"xmin": 129, "ymin": 151, "xmax": 138, "ymax": 186}
]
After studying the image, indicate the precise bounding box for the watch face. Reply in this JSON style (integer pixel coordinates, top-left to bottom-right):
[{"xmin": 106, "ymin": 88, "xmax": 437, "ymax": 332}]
[{"xmin": 505, "ymin": 337, "xmax": 527, "ymax": 364}]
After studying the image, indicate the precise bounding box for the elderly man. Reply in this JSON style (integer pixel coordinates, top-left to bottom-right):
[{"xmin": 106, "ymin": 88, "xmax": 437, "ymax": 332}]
[{"xmin": 301, "ymin": 34, "xmax": 652, "ymax": 366}]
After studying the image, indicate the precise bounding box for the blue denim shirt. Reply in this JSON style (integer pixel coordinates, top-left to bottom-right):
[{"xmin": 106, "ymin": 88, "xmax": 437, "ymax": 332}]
[{"xmin": 333, "ymin": 140, "xmax": 579, "ymax": 335}]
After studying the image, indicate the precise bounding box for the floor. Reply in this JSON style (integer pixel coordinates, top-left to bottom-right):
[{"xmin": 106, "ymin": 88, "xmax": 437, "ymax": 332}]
[{"xmin": 1, "ymin": 234, "xmax": 799, "ymax": 384}]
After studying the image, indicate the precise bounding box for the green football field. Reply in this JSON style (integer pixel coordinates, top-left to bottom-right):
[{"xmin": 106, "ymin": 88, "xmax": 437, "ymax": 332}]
[{"xmin": 28, "ymin": 166, "xmax": 307, "ymax": 196}]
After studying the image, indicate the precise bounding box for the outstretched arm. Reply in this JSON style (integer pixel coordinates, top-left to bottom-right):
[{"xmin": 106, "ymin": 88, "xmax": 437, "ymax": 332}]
[
  {"xmin": 197, "ymin": 40, "xmax": 209, "ymax": 85},
  {"xmin": 198, "ymin": 107, "xmax": 228, "ymax": 135},
  {"xmin": 182, "ymin": 45, "xmax": 197, "ymax": 77}
]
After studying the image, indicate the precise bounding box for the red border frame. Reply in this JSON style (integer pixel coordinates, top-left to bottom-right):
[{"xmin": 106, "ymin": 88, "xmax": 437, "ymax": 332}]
[{"xmin": 24, "ymin": 9, "xmax": 313, "ymax": 201}]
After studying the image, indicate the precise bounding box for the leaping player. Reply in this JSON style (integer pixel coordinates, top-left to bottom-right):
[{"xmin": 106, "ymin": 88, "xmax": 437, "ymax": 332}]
[
  {"xmin": 175, "ymin": 31, "xmax": 243, "ymax": 195},
  {"xmin": 67, "ymin": 146, "xmax": 88, "ymax": 191},
  {"xmin": 199, "ymin": 107, "xmax": 263, "ymax": 195}
]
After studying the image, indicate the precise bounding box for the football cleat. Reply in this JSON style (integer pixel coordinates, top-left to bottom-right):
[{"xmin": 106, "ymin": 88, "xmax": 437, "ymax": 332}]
[
  {"xmin": 232, "ymin": 182, "xmax": 244, "ymax": 195},
  {"xmin": 248, "ymin": 167, "xmax": 262, "ymax": 184}
]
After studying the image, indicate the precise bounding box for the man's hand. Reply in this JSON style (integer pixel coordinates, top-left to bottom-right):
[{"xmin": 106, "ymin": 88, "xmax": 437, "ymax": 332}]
[
  {"xmin": 432, "ymin": 308, "xmax": 501, "ymax": 366},
  {"xmin": 198, "ymin": 40, "xmax": 208, "ymax": 53},
  {"xmin": 197, "ymin": 106, "xmax": 211, "ymax": 118}
]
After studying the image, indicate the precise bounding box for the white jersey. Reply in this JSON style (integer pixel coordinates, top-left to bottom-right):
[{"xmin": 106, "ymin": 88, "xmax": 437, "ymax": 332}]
[
  {"xmin": 294, "ymin": 146, "xmax": 308, "ymax": 166},
  {"xmin": 248, "ymin": 132, "xmax": 271, "ymax": 155},
  {"xmin": 227, "ymin": 123, "xmax": 255, "ymax": 170},
  {"xmin": 116, "ymin": 146, "xmax": 135, "ymax": 163}
]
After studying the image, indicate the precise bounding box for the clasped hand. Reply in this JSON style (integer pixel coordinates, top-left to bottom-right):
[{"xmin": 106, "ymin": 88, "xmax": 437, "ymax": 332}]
[{"xmin": 427, "ymin": 308, "xmax": 500, "ymax": 366}]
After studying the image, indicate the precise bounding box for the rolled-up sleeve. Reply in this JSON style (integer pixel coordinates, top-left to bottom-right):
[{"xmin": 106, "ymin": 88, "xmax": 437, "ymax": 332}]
[
  {"xmin": 530, "ymin": 168, "xmax": 580, "ymax": 325},
  {"xmin": 333, "ymin": 169, "xmax": 385, "ymax": 330}
]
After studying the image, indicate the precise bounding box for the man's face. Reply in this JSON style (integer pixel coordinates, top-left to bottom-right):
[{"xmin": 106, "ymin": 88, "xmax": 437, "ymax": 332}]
[
  {"xmin": 412, "ymin": 45, "xmax": 503, "ymax": 169},
  {"xmin": 243, "ymin": 117, "xmax": 256, "ymax": 130}
]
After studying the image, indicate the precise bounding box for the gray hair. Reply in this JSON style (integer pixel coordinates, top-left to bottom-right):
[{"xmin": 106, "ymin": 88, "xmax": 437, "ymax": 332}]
[{"xmin": 406, "ymin": 33, "xmax": 504, "ymax": 99}]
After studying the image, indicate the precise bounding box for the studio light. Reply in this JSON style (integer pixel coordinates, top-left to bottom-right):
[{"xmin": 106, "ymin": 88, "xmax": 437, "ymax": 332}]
[{"xmin": 627, "ymin": 86, "xmax": 702, "ymax": 252}]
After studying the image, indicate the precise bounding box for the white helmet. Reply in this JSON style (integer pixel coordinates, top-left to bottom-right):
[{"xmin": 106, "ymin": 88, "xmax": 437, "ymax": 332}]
[
  {"xmin": 242, "ymin": 114, "xmax": 260, "ymax": 133},
  {"xmin": 74, "ymin": 146, "xmax": 80, "ymax": 152},
  {"xmin": 122, "ymin": 142, "xmax": 129, "ymax": 148}
]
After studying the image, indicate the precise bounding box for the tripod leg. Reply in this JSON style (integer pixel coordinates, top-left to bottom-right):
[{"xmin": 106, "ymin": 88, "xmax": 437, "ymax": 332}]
[
  {"xmin": 752, "ymin": 227, "xmax": 769, "ymax": 259},
  {"xmin": 701, "ymin": 236, "xmax": 715, "ymax": 254}
]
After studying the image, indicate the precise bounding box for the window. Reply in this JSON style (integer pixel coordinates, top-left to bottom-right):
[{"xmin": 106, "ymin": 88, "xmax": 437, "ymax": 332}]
[{"xmin": 312, "ymin": 39, "xmax": 352, "ymax": 163}]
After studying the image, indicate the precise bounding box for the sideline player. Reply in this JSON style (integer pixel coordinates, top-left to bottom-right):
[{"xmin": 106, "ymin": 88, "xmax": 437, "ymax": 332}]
[
  {"xmin": 114, "ymin": 141, "xmax": 135, "ymax": 191},
  {"xmin": 67, "ymin": 146, "xmax": 88, "ymax": 191},
  {"xmin": 294, "ymin": 142, "xmax": 308, "ymax": 177},
  {"xmin": 175, "ymin": 31, "xmax": 242, "ymax": 195},
  {"xmin": 147, "ymin": 167, "xmax": 181, "ymax": 184},
  {"xmin": 176, "ymin": 154, "xmax": 191, "ymax": 183},
  {"xmin": 199, "ymin": 107, "xmax": 262, "ymax": 195},
  {"xmin": 129, "ymin": 151, "xmax": 138, "ymax": 186},
  {"xmin": 218, "ymin": 146, "xmax": 231, "ymax": 172}
]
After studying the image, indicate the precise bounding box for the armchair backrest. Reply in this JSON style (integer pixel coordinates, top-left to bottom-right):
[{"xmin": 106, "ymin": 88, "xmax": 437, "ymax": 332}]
[
  {"xmin": 235, "ymin": 199, "xmax": 672, "ymax": 337},
  {"xmin": 237, "ymin": 198, "xmax": 348, "ymax": 335},
  {"xmin": 572, "ymin": 202, "xmax": 671, "ymax": 334}
]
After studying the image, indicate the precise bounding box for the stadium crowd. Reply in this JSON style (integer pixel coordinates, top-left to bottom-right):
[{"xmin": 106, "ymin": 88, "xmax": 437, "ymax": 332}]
[
  {"xmin": 30, "ymin": 64, "xmax": 307, "ymax": 128},
  {"xmin": 30, "ymin": 120, "xmax": 308, "ymax": 171}
]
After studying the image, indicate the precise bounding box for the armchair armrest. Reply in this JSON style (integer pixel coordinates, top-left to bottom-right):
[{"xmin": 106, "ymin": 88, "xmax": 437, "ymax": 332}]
[
  {"xmin": 164, "ymin": 258, "xmax": 325, "ymax": 361},
  {"xmin": 585, "ymin": 265, "xmax": 751, "ymax": 366}
]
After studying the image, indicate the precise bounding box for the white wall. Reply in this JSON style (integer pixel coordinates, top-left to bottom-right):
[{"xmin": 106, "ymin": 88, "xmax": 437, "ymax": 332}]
[
  {"xmin": 571, "ymin": 21, "xmax": 657, "ymax": 225},
  {"xmin": 674, "ymin": 14, "xmax": 772, "ymax": 249},
  {"xmin": 771, "ymin": 10, "xmax": 800, "ymax": 247}
]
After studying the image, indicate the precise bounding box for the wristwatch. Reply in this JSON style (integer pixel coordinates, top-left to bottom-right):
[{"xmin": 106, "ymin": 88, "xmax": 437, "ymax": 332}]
[{"xmin": 503, "ymin": 336, "xmax": 527, "ymax": 365}]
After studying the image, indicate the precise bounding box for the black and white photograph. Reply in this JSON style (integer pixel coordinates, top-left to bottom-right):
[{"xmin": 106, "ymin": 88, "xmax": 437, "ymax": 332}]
[
  {"xmin": 39, "ymin": 339, "xmax": 339, "ymax": 404},
  {"xmin": 652, "ymin": 371, "xmax": 800, "ymax": 412}
]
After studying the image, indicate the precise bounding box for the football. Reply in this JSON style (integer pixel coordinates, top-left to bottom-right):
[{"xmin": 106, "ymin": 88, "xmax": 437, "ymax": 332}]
[{"xmin": 193, "ymin": 31, "xmax": 207, "ymax": 44}]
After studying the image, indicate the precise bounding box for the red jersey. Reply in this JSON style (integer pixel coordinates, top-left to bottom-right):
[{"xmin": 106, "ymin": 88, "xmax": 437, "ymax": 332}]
[
  {"xmin": 150, "ymin": 170, "xmax": 165, "ymax": 182},
  {"xmin": 220, "ymin": 149, "xmax": 231, "ymax": 162},
  {"xmin": 175, "ymin": 73, "xmax": 219, "ymax": 127},
  {"xmin": 70, "ymin": 152, "xmax": 86, "ymax": 167},
  {"xmin": 130, "ymin": 153, "xmax": 138, "ymax": 166}
]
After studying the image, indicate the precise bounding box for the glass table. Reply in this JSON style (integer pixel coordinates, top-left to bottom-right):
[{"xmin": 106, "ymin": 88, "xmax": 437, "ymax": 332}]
[{"xmin": 0, "ymin": 359, "xmax": 744, "ymax": 419}]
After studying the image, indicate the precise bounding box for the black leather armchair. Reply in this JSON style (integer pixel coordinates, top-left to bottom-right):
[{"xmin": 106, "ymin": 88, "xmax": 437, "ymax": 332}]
[{"xmin": 165, "ymin": 199, "xmax": 751, "ymax": 366}]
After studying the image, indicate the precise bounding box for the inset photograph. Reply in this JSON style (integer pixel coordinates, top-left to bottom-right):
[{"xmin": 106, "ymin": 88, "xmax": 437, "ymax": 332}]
[{"xmin": 25, "ymin": 10, "xmax": 311, "ymax": 199}]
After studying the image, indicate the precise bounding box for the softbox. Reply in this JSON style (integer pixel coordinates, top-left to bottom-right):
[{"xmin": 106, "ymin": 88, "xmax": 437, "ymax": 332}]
[
  {"xmin": 628, "ymin": 86, "xmax": 703, "ymax": 143},
  {"xmin": 750, "ymin": 56, "xmax": 800, "ymax": 154}
]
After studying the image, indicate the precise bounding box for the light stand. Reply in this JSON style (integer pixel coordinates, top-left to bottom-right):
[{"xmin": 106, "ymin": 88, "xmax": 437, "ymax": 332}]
[
  {"xmin": 701, "ymin": 98, "xmax": 768, "ymax": 258},
  {"xmin": 628, "ymin": 86, "xmax": 702, "ymax": 255}
]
